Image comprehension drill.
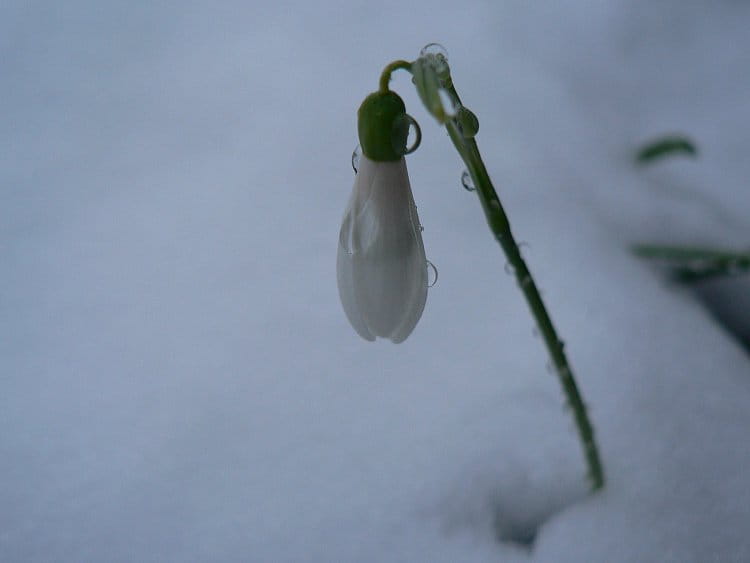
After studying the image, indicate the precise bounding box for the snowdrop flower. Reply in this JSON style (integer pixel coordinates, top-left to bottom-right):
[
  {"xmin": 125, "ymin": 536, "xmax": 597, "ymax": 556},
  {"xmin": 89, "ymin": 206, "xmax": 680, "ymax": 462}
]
[{"xmin": 337, "ymin": 91, "xmax": 428, "ymax": 343}]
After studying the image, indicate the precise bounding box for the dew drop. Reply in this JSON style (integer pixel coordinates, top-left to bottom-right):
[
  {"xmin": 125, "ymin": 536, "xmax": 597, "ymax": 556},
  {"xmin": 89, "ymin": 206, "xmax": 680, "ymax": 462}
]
[
  {"xmin": 461, "ymin": 170, "xmax": 475, "ymax": 191},
  {"xmin": 420, "ymin": 42, "xmax": 449, "ymax": 61},
  {"xmin": 392, "ymin": 113, "xmax": 422, "ymax": 156},
  {"xmin": 504, "ymin": 262, "xmax": 516, "ymax": 275},
  {"xmin": 456, "ymin": 106, "xmax": 479, "ymax": 138},
  {"xmin": 419, "ymin": 43, "xmax": 450, "ymax": 82},
  {"xmin": 427, "ymin": 260, "xmax": 439, "ymax": 287},
  {"xmin": 351, "ymin": 144, "xmax": 361, "ymax": 174},
  {"xmin": 405, "ymin": 115, "xmax": 421, "ymax": 154},
  {"xmin": 518, "ymin": 275, "xmax": 532, "ymax": 288}
]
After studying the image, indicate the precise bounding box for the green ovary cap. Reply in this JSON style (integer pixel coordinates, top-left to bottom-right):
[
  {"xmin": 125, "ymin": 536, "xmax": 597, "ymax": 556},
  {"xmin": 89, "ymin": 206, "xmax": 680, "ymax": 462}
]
[{"xmin": 357, "ymin": 91, "xmax": 408, "ymax": 161}]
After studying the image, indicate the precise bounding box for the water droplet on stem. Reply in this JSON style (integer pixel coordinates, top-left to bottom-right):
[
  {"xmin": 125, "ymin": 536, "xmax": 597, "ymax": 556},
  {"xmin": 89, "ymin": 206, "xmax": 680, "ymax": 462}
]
[
  {"xmin": 456, "ymin": 106, "xmax": 479, "ymax": 138},
  {"xmin": 419, "ymin": 43, "xmax": 450, "ymax": 82},
  {"xmin": 461, "ymin": 170, "xmax": 475, "ymax": 191},
  {"xmin": 420, "ymin": 43, "xmax": 449, "ymax": 61}
]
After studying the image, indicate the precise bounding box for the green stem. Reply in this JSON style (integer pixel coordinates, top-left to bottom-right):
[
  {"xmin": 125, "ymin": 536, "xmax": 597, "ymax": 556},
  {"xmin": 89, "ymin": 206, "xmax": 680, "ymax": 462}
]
[
  {"xmin": 380, "ymin": 56, "xmax": 604, "ymax": 490},
  {"xmin": 444, "ymin": 84, "xmax": 604, "ymax": 490},
  {"xmin": 378, "ymin": 60, "xmax": 412, "ymax": 93}
]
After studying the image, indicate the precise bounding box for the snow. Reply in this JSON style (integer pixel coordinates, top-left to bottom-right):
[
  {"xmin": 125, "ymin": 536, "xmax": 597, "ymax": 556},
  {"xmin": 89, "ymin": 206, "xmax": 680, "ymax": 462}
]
[{"xmin": 3, "ymin": 1, "xmax": 750, "ymax": 561}]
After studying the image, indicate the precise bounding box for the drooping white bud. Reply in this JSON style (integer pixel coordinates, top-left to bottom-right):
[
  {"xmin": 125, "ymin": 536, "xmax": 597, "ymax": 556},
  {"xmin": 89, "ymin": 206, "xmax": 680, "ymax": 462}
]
[{"xmin": 337, "ymin": 155, "xmax": 427, "ymax": 343}]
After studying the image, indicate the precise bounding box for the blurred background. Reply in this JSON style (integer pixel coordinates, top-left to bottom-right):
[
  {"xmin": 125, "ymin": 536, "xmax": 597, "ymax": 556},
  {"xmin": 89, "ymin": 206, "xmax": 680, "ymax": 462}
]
[{"xmin": 3, "ymin": 1, "xmax": 750, "ymax": 561}]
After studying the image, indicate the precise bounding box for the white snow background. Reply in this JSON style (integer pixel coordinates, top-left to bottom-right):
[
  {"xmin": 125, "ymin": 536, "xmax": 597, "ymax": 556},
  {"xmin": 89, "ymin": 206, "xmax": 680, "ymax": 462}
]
[{"xmin": 3, "ymin": 1, "xmax": 750, "ymax": 561}]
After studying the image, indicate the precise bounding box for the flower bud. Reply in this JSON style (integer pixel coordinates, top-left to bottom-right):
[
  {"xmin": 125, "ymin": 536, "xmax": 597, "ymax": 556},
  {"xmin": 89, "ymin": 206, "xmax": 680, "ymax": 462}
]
[
  {"xmin": 357, "ymin": 91, "xmax": 409, "ymax": 161},
  {"xmin": 337, "ymin": 154, "xmax": 428, "ymax": 343}
]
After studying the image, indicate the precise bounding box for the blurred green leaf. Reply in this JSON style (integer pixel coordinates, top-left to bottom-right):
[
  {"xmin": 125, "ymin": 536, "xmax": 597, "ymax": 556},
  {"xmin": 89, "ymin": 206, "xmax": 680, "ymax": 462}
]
[
  {"xmin": 636, "ymin": 135, "xmax": 697, "ymax": 164},
  {"xmin": 632, "ymin": 244, "xmax": 750, "ymax": 282}
]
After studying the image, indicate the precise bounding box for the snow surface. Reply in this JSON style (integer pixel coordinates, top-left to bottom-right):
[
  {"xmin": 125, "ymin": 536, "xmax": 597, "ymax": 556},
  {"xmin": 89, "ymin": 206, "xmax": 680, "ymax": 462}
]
[{"xmin": 3, "ymin": 1, "xmax": 750, "ymax": 561}]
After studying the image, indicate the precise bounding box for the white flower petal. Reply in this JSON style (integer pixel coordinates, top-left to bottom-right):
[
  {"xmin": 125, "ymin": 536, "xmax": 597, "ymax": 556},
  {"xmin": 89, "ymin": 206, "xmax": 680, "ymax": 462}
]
[
  {"xmin": 337, "ymin": 231, "xmax": 376, "ymax": 342},
  {"xmin": 336, "ymin": 156, "xmax": 428, "ymax": 343}
]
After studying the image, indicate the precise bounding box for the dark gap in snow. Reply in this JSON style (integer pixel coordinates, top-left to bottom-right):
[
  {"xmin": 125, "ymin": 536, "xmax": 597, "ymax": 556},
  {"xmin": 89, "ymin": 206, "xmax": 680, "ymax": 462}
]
[
  {"xmin": 493, "ymin": 511, "xmax": 538, "ymax": 547},
  {"xmin": 439, "ymin": 465, "xmax": 586, "ymax": 551},
  {"xmin": 489, "ymin": 482, "xmax": 587, "ymax": 550},
  {"xmin": 691, "ymin": 277, "xmax": 750, "ymax": 354},
  {"xmin": 640, "ymin": 261, "xmax": 750, "ymax": 354}
]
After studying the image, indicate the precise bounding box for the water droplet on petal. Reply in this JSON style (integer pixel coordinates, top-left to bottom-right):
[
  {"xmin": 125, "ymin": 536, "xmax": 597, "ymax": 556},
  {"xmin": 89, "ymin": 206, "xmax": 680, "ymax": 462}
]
[
  {"xmin": 461, "ymin": 170, "xmax": 475, "ymax": 192},
  {"xmin": 427, "ymin": 260, "xmax": 439, "ymax": 288},
  {"xmin": 420, "ymin": 43, "xmax": 449, "ymax": 61},
  {"xmin": 351, "ymin": 144, "xmax": 361, "ymax": 174}
]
